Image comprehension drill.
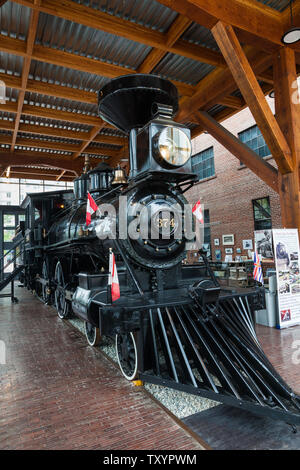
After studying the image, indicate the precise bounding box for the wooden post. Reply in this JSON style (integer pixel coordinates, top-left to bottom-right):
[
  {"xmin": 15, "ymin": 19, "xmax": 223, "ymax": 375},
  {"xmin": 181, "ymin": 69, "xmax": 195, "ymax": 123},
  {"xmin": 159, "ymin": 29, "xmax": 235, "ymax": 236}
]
[
  {"xmin": 211, "ymin": 21, "xmax": 293, "ymax": 174},
  {"xmin": 274, "ymin": 48, "xmax": 300, "ymax": 234}
]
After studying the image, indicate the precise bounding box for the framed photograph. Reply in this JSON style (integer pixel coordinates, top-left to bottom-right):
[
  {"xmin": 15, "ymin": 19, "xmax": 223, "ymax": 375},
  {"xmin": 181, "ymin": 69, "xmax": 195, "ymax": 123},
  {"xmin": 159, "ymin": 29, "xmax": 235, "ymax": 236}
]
[
  {"xmin": 236, "ymin": 248, "xmax": 241, "ymax": 254},
  {"xmin": 243, "ymin": 239, "xmax": 253, "ymax": 250},
  {"xmin": 214, "ymin": 238, "xmax": 220, "ymax": 246},
  {"xmin": 225, "ymin": 248, "xmax": 233, "ymax": 254},
  {"xmin": 215, "ymin": 249, "xmax": 221, "ymax": 261},
  {"xmin": 254, "ymin": 230, "xmax": 274, "ymax": 260},
  {"xmin": 222, "ymin": 234, "xmax": 234, "ymax": 246}
]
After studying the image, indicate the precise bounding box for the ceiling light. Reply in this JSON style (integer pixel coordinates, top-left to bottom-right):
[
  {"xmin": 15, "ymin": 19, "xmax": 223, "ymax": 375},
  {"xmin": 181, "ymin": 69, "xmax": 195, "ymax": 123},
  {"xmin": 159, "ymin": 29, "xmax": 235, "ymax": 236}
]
[{"xmin": 282, "ymin": 1, "xmax": 300, "ymax": 45}]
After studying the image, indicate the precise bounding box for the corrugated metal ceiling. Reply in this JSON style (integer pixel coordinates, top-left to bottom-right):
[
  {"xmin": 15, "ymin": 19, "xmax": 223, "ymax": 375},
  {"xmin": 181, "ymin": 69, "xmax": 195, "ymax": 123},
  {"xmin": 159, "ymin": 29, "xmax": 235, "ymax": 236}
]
[{"xmin": 71, "ymin": 0, "xmax": 178, "ymax": 32}]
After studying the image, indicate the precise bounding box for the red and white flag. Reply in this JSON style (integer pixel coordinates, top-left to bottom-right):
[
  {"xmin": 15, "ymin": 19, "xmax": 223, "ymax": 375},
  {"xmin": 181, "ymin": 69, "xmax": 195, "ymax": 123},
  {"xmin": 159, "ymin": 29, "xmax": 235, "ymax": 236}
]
[
  {"xmin": 192, "ymin": 199, "xmax": 204, "ymax": 224},
  {"xmin": 109, "ymin": 250, "xmax": 120, "ymax": 302},
  {"xmin": 86, "ymin": 192, "xmax": 99, "ymax": 226}
]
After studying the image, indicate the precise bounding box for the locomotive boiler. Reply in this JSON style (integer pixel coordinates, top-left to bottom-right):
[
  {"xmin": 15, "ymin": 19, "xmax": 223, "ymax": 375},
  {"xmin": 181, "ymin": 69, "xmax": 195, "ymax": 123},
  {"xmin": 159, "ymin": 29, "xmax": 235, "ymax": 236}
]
[{"xmin": 17, "ymin": 74, "xmax": 300, "ymax": 425}]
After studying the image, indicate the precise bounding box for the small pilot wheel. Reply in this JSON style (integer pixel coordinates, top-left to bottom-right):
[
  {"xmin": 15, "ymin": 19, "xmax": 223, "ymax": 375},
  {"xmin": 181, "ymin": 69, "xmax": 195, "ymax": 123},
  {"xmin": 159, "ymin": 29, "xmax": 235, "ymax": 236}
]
[
  {"xmin": 54, "ymin": 261, "xmax": 70, "ymax": 319},
  {"xmin": 116, "ymin": 332, "xmax": 139, "ymax": 381},
  {"xmin": 84, "ymin": 321, "xmax": 101, "ymax": 347}
]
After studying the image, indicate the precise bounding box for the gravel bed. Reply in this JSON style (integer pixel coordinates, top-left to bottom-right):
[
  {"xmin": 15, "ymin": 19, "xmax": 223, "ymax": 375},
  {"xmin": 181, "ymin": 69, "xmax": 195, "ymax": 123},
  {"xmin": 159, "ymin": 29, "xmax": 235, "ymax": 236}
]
[{"xmin": 68, "ymin": 316, "xmax": 219, "ymax": 419}]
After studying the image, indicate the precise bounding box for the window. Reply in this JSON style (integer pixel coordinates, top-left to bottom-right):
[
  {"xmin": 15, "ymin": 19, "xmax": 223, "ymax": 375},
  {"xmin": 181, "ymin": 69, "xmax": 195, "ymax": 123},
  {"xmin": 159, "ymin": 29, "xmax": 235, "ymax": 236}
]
[
  {"xmin": 252, "ymin": 197, "xmax": 272, "ymax": 230},
  {"xmin": 191, "ymin": 147, "xmax": 215, "ymax": 181},
  {"xmin": 238, "ymin": 125, "xmax": 270, "ymax": 160},
  {"xmin": 0, "ymin": 178, "xmax": 73, "ymax": 205}
]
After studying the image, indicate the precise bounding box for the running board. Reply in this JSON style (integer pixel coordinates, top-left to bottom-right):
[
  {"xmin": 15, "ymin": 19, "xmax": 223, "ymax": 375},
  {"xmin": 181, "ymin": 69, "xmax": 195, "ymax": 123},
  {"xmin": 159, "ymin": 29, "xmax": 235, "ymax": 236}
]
[{"xmin": 138, "ymin": 297, "xmax": 300, "ymax": 424}]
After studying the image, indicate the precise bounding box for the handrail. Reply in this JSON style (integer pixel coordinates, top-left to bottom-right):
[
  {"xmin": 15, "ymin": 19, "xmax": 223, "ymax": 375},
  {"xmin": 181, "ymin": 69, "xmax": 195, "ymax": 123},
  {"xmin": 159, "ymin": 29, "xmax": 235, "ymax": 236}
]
[
  {"xmin": 0, "ymin": 238, "xmax": 24, "ymax": 264},
  {"xmin": 0, "ymin": 239, "xmax": 25, "ymax": 281},
  {"xmin": 1, "ymin": 248, "xmax": 25, "ymax": 272}
]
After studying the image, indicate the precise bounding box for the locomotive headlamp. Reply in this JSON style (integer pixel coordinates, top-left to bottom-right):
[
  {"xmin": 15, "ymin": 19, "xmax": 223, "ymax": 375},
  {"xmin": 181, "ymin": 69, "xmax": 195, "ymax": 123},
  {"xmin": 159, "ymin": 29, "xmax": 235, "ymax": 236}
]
[{"xmin": 155, "ymin": 127, "xmax": 191, "ymax": 167}]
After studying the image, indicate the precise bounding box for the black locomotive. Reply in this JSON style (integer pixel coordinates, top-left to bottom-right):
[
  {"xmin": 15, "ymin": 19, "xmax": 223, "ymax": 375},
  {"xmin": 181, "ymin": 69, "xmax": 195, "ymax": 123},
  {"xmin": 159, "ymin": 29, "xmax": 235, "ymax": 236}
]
[{"xmin": 15, "ymin": 75, "xmax": 300, "ymax": 425}]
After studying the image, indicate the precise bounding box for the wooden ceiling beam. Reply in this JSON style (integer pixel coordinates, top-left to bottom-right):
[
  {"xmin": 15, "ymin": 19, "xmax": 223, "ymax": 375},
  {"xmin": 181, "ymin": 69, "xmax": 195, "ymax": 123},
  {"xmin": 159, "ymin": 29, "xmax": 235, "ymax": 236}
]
[
  {"xmin": 177, "ymin": 48, "xmax": 273, "ymax": 121},
  {"xmin": 212, "ymin": 21, "xmax": 293, "ymax": 174},
  {"xmin": 156, "ymin": 0, "xmax": 287, "ymax": 49},
  {"xmin": 138, "ymin": 15, "xmax": 193, "ymax": 74},
  {"xmin": 0, "ymin": 100, "xmax": 102, "ymax": 126},
  {"xmin": 6, "ymin": 171, "xmax": 74, "ymax": 181},
  {"xmin": 194, "ymin": 110, "xmax": 278, "ymax": 193},
  {"xmin": 11, "ymin": 0, "xmax": 229, "ymax": 67},
  {"xmin": 0, "ymin": 150, "xmax": 83, "ymax": 173},
  {"xmin": 0, "ymin": 118, "xmax": 126, "ymax": 146},
  {"xmin": 0, "ymin": 133, "xmax": 121, "ymax": 157},
  {"xmin": 72, "ymin": 125, "xmax": 105, "ymax": 160},
  {"xmin": 56, "ymin": 170, "xmax": 66, "ymax": 181},
  {"xmin": 10, "ymin": 4, "xmax": 40, "ymax": 152},
  {"xmin": 6, "ymin": 167, "xmax": 66, "ymax": 177},
  {"xmin": 0, "ymin": 36, "xmax": 195, "ymax": 98},
  {"xmin": 216, "ymin": 95, "xmax": 244, "ymax": 109}
]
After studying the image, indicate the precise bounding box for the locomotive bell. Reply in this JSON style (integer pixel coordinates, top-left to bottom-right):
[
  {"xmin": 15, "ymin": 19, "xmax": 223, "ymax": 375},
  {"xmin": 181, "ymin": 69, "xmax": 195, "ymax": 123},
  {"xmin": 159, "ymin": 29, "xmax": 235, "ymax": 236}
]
[{"xmin": 112, "ymin": 166, "xmax": 127, "ymax": 185}]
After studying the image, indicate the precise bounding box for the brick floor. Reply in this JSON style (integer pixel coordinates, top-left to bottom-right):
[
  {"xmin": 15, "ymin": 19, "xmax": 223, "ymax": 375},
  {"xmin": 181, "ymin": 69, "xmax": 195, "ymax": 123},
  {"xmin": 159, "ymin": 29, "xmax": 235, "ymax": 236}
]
[
  {"xmin": 0, "ymin": 285, "xmax": 204, "ymax": 450},
  {"xmin": 1, "ymin": 285, "xmax": 300, "ymax": 450},
  {"xmin": 256, "ymin": 323, "xmax": 300, "ymax": 395}
]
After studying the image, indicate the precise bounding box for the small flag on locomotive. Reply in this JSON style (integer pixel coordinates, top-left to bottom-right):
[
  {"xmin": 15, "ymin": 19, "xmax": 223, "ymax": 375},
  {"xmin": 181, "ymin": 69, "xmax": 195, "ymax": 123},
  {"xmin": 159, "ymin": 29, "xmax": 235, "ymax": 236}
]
[
  {"xmin": 192, "ymin": 199, "xmax": 204, "ymax": 224},
  {"xmin": 86, "ymin": 192, "xmax": 99, "ymax": 226},
  {"xmin": 109, "ymin": 249, "xmax": 120, "ymax": 302}
]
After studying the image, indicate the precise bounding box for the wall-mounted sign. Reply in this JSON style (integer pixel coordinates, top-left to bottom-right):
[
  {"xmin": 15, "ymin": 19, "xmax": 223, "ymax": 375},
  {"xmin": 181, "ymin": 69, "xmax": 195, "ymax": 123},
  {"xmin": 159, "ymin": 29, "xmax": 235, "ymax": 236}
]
[{"xmin": 273, "ymin": 229, "xmax": 300, "ymax": 329}]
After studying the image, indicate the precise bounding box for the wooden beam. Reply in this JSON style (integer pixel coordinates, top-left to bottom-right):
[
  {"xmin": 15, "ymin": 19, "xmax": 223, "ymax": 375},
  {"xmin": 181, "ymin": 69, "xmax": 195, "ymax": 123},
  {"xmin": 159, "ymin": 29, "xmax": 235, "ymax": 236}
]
[
  {"xmin": 0, "ymin": 118, "xmax": 126, "ymax": 146},
  {"xmin": 194, "ymin": 110, "xmax": 278, "ymax": 193},
  {"xmin": 0, "ymin": 100, "xmax": 103, "ymax": 126},
  {"xmin": 176, "ymin": 48, "xmax": 273, "ymax": 121},
  {"xmin": 217, "ymin": 95, "xmax": 244, "ymax": 109},
  {"xmin": 156, "ymin": 0, "xmax": 285, "ymax": 48},
  {"xmin": 7, "ymin": 171, "xmax": 75, "ymax": 182},
  {"xmin": 211, "ymin": 22, "xmax": 293, "ymax": 174},
  {"xmin": 0, "ymin": 134, "xmax": 121, "ymax": 159},
  {"xmin": 10, "ymin": 0, "xmax": 228, "ymax": 66},
  {"xmin": 190, "ymin": 81, "xmax": 274, "ymax": 138},
  {"xmin": 56, "ymin": 170, "xmax": 66, "ymax": 181},
  {"xmin": 138, "ymin": 15, "xmax": 192, "ymax": 73},
  {"xmin": 274, "ymin": 48, "xmax": 300, "ymax": 233},
  {"xmin": 10, "ymin": 4, "xmax": 40, "ymax": 151},
  {"xmin": 72, "ymin": 125, "xmax": 106, "ymax": 159},
  {"xmin": 0, "ymin": 36, "xmax": 195, "ymax": 98},
  {"xmin": 0, "ymin": 150, "xmax": 83, "ymax": 174}
]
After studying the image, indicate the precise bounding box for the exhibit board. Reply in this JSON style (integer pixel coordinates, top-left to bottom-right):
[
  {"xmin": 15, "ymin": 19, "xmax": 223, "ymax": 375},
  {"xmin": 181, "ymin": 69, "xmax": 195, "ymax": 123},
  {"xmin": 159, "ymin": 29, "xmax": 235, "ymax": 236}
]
[{"xmin": 272, "ymin": 229, "xmax": 300, "ymax": 329}]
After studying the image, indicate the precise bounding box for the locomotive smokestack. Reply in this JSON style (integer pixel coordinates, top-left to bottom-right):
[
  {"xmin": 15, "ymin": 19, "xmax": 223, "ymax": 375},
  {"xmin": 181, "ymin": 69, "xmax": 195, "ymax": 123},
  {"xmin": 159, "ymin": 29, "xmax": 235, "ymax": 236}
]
[{"xmin": 97, "ymin": 74, "xmax": 178, "ymax": 133}]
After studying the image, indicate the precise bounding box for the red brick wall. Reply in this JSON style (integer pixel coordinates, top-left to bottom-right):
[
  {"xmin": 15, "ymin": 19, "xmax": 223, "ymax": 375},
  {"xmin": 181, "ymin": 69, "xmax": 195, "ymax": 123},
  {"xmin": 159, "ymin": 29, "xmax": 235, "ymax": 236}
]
[{"xmin": 186, "ymin": 99, "xmax": 282, "ymax": 261}]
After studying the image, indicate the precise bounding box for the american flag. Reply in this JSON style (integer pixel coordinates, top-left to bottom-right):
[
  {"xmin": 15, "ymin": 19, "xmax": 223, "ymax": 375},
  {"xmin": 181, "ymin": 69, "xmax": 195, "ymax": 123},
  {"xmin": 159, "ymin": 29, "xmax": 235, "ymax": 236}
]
[{"xmin": 253, "ymin": 251, "xmax": 264, "ymax": 284}]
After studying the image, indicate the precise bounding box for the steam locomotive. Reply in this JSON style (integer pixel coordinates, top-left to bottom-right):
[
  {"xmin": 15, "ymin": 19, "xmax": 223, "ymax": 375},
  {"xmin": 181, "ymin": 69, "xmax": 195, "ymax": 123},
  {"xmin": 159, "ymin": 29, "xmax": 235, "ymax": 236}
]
[{"xmin": 16, "ymin": 75, "xmax": 300, "ymax": 425}]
